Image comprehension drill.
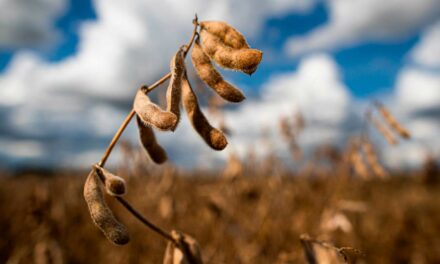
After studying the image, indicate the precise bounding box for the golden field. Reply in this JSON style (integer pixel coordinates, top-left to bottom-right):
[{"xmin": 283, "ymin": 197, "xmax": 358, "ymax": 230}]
[{"xmin": 1, "ymin": 156, "xmax": 439, "ymax": 263}]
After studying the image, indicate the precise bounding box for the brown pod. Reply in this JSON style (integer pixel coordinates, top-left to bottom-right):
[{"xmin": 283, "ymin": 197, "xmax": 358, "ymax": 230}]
[
  {"xmin": 200, "ymin": 30, "xmax": 262, "ymax": 75},
  {"xmin": 349, "ymin": 143, "xmax": 369, "ymax": 180},
  {"xmin": 200, "ymin": 21, "xmax": 249, "ymax": 49},
  {"xmin": 361, "ymin": 140, "xmax": 388, "ymax": 179},
  {"xmin": 338, "ymin": 247, "xmax": 364, "ymax": 263},
  {"xmin": 93, "ymin": 165, "xmax": 127, "ymax": 196},
  {"xmin": 300, "ymin": 234, "xmax": 346, "ymax": 264},
  {"xmin": 368, "ymin": 114, "xmax": 397, "ymax": 145},
  {"xmin": 133, "ymin": 89, "xmax": 178, "ymax": 131},
  {"xmin": 166, "ymin": 46, "xmax": 186, "ymax": 131},
  {"xmin": 136, "ymin": 115, "xmax": 168, "ymax": 164},
  {"xmin": 163, "ymin": 230, "xmax": 203, "ymax": 264},
  {"xmin": 163, "ymin": 239, "xmax": 175, "ymax": 264},
  {"xmin": 182, "ymin": 72, "xmax": 228, "ymax": 150},
  {"xmin": 191, "ymin": 38, "xmax": 245, "ymax": 102},
  {"xmin": 375, "ymin": 102, "xmax": 411, "ymax": 139},
  {"xmin": 83, "ymin": 171, "xmax": 130, "ymax": 245}
]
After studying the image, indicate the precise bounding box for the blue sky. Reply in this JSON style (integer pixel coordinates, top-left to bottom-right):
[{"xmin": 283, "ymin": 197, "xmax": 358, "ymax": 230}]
[
  {"xmin": 0, "ymin": 0, "xmax": 439, "ymax": 169},
  {"xmin": 0, "ymin": 1, "xmax": 425, "ymax": 95}
]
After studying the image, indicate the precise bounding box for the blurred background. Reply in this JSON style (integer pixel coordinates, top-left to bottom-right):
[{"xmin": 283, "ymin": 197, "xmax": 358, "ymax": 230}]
[
  {"xmin": 0, "ymin": 0, "xmax": 439, "ymax": 171},
  {"xmin": 1, "ymin": 0, "xmax": 440, "ymax": 263}
]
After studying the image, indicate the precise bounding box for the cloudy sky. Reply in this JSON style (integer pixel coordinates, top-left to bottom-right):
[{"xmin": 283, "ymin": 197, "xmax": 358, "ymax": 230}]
[{"xmin": 0, "ymin": 0, "xmax": 439, "ymax": 170}]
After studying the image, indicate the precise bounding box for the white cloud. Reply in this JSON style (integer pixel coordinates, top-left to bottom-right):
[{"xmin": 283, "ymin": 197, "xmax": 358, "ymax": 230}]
[
  {"xmin": 410, "ymin": 20, "xmax": 440, "ymax": 68},
  {"xmin": 0, "ymin": 139, "xmax": 45, "ymax": 159},
  {"xmin": 395, "ymin": 67, "xmax": 440, "ymax": 112},
  {"xmin": 0, "ymin": 0, "xmax": 319, "ymax": 105},
  {"xmin": 0, "ymin": 0, "xmax": 317, "ymax": 168},
  {"xmin": 285, "ymin": 0, "xmax": 440, "ymax": 57},
  {"xmin": 384, "ymin": 142, "xmax": 433, "ymax": 169},
  {"xmin": 0, "ymin": 0, "xmax": 67, "ymax": 48},
  {"xmin": 223, "ymin": 54, "xmax": 352, "ymax": 158}
]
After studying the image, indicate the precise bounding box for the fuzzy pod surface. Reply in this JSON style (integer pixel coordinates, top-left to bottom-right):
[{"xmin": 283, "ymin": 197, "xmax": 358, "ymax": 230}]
[
  {"xmin": 191, "ymin": 38, "xmax": 245, "ymax": 102},
  {"xmin": 94, "ymin": 165, "xmax": 126, "ymax": 196},
  {"xmin": 134, "ymin": 89, "xmax": 178, "ymax": 131},
  {"xmin": 182, "ymin": 72, "xmax": 228, "ymax": 150},
  {"xmin": 200, "ymin": 30, "xmax": 262, "ymax": 75},
  {"xmin": 166, "ymin": 46, "xmax": 186, "ymax": 130},
  {"xmin": 200, "ymin": 21, "xmax": 249, "ymax": 49},
  {"xmin": 83, "ymin": 171, "xmax": 130, "ymax": 245},
  {"xmin": 136, "ymin": 115, "xmax": 168, "ymax": 164}
]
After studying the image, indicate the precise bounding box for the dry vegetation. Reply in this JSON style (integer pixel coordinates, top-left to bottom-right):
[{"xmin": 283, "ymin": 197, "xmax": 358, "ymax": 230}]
[
  {"xmin": 1, "ymin": 16, "xmax": 439, "ymax": 264},
  {"xmin": 0, "ymin": 157, "xmax": 439, "ymax": 263}
]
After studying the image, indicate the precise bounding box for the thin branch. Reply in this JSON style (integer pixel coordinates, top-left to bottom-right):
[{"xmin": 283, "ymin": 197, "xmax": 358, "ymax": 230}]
[
  {"xmin": 115, "ymin": 197, "xmax": 174, "ymax": 242},
  {"xmin": 99, "ymin": 14, "xmax": 199, "ymax": 167},
  {"xmin": 98, "ymin": 110, "xmax": 136, "ymax": 167},
  {"xmin": 88, "ymin": 15, "xmax": 200, "ymax": 245}
]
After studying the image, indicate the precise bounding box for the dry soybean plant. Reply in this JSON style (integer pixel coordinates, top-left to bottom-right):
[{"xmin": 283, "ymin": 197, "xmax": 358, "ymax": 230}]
[
  {"xmin": 279, "ymin": 111, "xmax": 305, "ymax": 160},
  {"xmin": 367, "ymin": 101, "xmax": 411, "ymax": 145},
  {"xmin": 347, "ymin": 100, "xmax": 411, "ymax": 179},
  {"xmin": 300, "ymin": 234, "xmax": 363, "ymax": 264},
  {"xmin": 82, "ymin": 15, "xmax": 262, "ymax": 262}
]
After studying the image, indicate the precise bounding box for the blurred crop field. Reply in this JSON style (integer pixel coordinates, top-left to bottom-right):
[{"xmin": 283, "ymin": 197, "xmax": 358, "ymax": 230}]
[{"xmin": 1, "ymin": 152, "xmax": 439, "ymax": 264}]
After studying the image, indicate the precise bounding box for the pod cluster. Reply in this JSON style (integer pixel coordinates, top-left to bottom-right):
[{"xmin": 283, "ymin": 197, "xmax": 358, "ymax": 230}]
[
  {"xmin": 199, "ymin": 21, "xmax": 262, "ymax": 75},
  {"xmin": 367, "ymin": 101, "xmax": 411, "ymax": 146},
  {"xmin": 132, "ymin": 20, "xmax": 262, "ymax": 161},
  {"xmin": 346, "ymin": 101, "xmax": 412, "ymax": 180},
  {"xmin": 84, "ymin": 20, "xmax": 262, "ymax": 255},
  {"xmin": 348, "ymin": 137, "xmax": 389, "ymax": 179}
]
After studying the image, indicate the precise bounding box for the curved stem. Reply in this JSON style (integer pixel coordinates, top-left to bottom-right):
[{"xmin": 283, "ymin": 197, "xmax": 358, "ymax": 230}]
[
  {"xmin": 98, "ymin": 110, "xmax": 136, "ymax": 167},
  {"xmin": 99, "ymin": 15, "xmax": 199, "ymax": 167},
  {"xmin": 115, "ymin": 197, "xmax": 174, "ymax": 242},
  {"xmin": 89, "ymin": 15, "xmax": 199, "ymax": 245}
]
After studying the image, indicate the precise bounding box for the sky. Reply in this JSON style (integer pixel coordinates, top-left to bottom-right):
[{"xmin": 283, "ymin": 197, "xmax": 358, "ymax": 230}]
[{"xmin": 0, "ymin": 0, "xmax": 439, "ymax": 170}]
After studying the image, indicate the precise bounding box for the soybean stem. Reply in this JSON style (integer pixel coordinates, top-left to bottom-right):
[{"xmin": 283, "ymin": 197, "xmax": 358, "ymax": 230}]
[
  {"xmin": 115, "ymin": 197, "xmax": 174, "ymax": 242},
  {"xmin": 91, "ymin": 15, "xmax": 199, "ymax": 245},
  {"xmin": 99, "ymin": 14, "xmax": 199, "ymax": 167}
]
